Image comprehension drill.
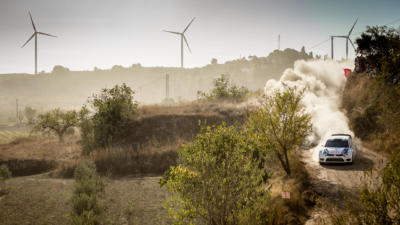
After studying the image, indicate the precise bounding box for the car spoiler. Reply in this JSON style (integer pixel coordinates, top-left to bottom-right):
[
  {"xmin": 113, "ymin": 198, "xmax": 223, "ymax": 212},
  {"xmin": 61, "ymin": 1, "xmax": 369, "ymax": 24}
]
[{"xmin": 331, "ymin": 134, "xmax": 352, "ymax": 138}]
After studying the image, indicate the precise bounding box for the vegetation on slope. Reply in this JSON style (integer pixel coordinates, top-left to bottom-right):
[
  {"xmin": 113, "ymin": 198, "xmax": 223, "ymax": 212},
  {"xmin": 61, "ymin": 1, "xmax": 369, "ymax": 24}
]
[{"xmin": 342, "ymin": 25, "xmax": 400, "ymax": 153}]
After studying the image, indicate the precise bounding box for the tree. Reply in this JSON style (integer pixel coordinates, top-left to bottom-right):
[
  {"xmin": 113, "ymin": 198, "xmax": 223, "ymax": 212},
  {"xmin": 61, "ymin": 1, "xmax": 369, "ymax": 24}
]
[
  {"xmin": 301, "ymin": 46, "xmax": 306, "ymax": 54},
  {"xmin": 246, "ymin": 86, "xmax": 311, "ymax": 175},
  {"xmin": 52, "ymin": 65, "xmax": 70, "ymax": 75},
  {"xmin": 32, "ymin": 108, "xmax": 78, "ymax": 142},
  {"xmin": 24, "ymin": 106, "xmax": 37, "ymax": 124},
  {"xmin": 80, "ymin": 83, "xmax": 138, "ymax": 152},
  {"xmin": 211, "ymin": 58, "xmax": 218, "ymax": 65},
  {"xmin": 160, "ymin": 124, "xmax": 271, "ymax": 225}
]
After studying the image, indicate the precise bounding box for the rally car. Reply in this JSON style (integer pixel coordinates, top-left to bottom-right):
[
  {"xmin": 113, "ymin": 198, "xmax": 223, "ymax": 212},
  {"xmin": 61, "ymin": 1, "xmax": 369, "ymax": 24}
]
[{"xmin": 319, "ymin": 134, "xmax": 357, "ymax": 164}]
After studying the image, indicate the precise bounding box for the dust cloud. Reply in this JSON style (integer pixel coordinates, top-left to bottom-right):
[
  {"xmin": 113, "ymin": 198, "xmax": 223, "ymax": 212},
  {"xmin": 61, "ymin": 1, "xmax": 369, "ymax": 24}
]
[{"xmin": 264, "ymin": 59, "xmax": 354, "ymax": 144}]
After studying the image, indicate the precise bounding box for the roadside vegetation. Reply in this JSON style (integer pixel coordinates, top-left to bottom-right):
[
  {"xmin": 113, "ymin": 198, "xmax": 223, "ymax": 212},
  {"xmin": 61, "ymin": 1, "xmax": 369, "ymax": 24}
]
[
  {"xmin": 342, "ymin": 25, "xmax": 400, "ymax": 154},
  {"xmin": 329, "ymin": 152, "xmax": 400, "ymax": 224},
  {"xmin": 330, "ymin": 25, "xmax": 400, "ymax": 224}
]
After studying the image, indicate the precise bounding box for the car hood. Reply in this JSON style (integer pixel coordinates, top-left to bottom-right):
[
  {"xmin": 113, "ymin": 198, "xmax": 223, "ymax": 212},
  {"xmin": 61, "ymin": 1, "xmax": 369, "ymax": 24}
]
[{"xmin": 324, "ymin": 147, "xmax": 349, "ymax": 154}]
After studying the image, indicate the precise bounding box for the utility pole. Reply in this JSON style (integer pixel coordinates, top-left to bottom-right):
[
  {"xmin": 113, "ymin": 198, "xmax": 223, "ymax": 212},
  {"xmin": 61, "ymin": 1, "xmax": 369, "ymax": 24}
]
[
  {"xmin": 16, "ymin": 99, "xmax": 19, "ymax": 124},
  {"xmin": 166, "ymin": 74, "xmax": 170, "ymax": 99},
  {"xmin": 278, "ymin": 34, "xmax": 280, "ymax": 50},
  {"xmin": 331, "ymin": 36, "xmax": 334, "ymax": 60}
]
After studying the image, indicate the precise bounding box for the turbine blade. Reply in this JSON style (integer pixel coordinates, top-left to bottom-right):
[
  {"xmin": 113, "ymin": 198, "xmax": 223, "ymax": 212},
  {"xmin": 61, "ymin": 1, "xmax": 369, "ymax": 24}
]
[
  {"xmin": 29, "ymin": 11, "xmax": 36, "ymax": 32},
  {"xmin": 183, "ymin": 17, "xmax": 195, "ymax": 33},
  {"xmin": 349, "ymin": 39, "xmax": 356, "ymax": 51},
  {"xmin": 183, "ymin": 35, "xmax": 191, "ymax": 53},
  {"xmin": 21, "ymin": 33, "xmax": 35, "ymax": 48},
  {"xmin": 37, "ymin": 32, "xmax": 57, "ymax": 38},
  {"xmin": 348, "ymin": 18, "xmax": 358, "ymax": 37},
  {"xmin": 163, "ymin": 30, "xmax": 181, "ymax": 35}
]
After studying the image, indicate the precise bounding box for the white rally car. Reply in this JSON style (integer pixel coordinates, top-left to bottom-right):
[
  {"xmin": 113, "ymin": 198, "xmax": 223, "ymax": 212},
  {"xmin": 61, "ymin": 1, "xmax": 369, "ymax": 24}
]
[{"xmin": 319, "ymin": 134, "xmax": 357, "ymax": 164}]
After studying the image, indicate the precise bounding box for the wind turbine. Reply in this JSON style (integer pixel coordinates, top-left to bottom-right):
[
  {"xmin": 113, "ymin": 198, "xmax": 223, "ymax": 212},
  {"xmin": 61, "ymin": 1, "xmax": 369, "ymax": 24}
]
[
  {"xmin": 163, "ymin": 17, "xmax": 195, "ymax": 68},
  {"xmin": 22, "ymin": 11, "xmax": 57, "ymax": 75},
  {"xmin": 330, "ymin": 18, "xmax": 358, "ymax": 59}
]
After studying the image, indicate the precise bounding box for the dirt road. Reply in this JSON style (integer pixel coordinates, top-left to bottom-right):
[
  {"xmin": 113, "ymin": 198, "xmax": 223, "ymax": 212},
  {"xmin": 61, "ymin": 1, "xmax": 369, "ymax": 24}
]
[{"xmin": 302, "ymin": 140, "xmax": 387, "ymax": 224}]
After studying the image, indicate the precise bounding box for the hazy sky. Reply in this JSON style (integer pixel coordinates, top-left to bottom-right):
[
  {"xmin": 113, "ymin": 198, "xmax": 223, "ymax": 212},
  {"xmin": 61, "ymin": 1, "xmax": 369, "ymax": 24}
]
[{"xmin": 1, "ymin": 0, "xmax": 399, "ymax": 74}]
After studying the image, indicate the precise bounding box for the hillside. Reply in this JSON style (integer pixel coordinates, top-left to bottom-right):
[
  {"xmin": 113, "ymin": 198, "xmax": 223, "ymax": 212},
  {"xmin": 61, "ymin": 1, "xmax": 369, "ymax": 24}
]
[{"xmin": 0, "ymin": 48, "xmax": 312, "ymax": 123}]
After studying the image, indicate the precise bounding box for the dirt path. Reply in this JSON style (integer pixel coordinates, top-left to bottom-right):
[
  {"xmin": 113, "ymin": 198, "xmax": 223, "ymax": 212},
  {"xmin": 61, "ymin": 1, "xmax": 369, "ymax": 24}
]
[{"xmin": 302, "ymin": 141, "xmax": 387, "ymax": 224}]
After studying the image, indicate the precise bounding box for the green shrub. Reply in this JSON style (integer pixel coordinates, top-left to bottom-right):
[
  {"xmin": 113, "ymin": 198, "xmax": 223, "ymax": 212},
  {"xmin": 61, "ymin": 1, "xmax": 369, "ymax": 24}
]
[
  {"xmin": 0, "ymin": 164, "xmax": 11, "ymax": 181},
  {"xmin": 160, "ymin": 123, "xmax": 274, "ymax": 225},
  {"xmin": 79, "ymin": 83, "xmax": 138, "ymax": 153},
  {"xmin": 0, "ymin": 164, "xmax": 12, "ymax": 195},
  {"xmin": 197, "ymin": 74, "xmax": 249, "ymax": 102},
  {"xmin": 70, "ymin": 160, "xmax": 105, "ymax": 225}
]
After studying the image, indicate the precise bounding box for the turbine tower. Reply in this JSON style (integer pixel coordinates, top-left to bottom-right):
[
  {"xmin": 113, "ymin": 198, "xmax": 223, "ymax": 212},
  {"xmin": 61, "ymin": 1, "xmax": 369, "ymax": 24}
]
[
  {"xmin": 22, "ymin": 11, "xmax": 57, "ymax": 75},
  {"xmin": 330, "ymin": 18, "xmax": 358, "ymax": 59},
  {"xmin": 163, "ymin": 17, "xmax": 195, "ymax": 68}
]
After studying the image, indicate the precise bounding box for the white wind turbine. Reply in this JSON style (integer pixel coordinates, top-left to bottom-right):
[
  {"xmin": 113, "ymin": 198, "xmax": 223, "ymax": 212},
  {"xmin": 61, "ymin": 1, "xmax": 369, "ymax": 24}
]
[
  {"xmin": 22, "ymin": 11, "xmax": 57, "ymax": 75},
  {"xmin": 163, "ymin": 17, "xmax": 195, "ymax": 68}
]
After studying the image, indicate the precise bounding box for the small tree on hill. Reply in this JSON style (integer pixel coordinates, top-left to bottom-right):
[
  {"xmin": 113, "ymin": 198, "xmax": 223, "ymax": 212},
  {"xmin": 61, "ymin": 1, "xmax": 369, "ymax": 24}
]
[
  {"xmin": 80, "ymin": 83, "xmax": 138, "ymax": 152},
  {"xmin": 32, "ymin": 108, "xmax": 78, "ymax": 142},
  {"xmin": 197, "ymin": 74, "xmax": 249, "ymax": 102},
  {"xmin": 246, "ymin": 86, "xmax": 312, "ymax": 175}
]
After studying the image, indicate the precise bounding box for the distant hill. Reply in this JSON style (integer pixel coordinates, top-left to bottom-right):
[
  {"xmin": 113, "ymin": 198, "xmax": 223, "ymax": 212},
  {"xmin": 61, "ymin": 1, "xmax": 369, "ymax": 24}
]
[{"xmin": 0, "ymin": 48, "xmax": 312, "ymax": 121}]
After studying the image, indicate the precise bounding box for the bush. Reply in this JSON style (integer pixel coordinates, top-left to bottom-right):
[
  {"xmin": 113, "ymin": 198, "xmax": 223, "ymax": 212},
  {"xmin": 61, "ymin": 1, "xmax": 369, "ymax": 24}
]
[
  {"xmin": 79, "ymin": 83, "xmax": 138, "ymax": 153},
  {"xmin": 0, "ymin": 164, "xmax": 11, "ymax": 181},
  {"xmin": 70, "ymin": 160, "xmax": 105, "ymax": 225},
  {"xmin": 197, "ymin": 74, "xmax": 249, "ymax": 102},
  {"xmin": 0, "ymin": 164, "xmax": 12, "ymax": 195},
  {"xmin": 160, "ymin": 123, "xmax": 273, "ymax": 225},
  {"xmin": 246, "ymin": 86, "xmax": 312, "ymax": 175},
  {"xmin": 32, "ymin": 108, "xmax": 78, "ymax": 142}
]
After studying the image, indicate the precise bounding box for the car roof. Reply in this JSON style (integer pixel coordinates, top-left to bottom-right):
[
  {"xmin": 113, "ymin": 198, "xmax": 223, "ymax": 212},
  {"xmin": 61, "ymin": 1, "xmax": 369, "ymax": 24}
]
[{"xmin": 328, "ymin": 134, "xmax": 351, "ymax": 140}]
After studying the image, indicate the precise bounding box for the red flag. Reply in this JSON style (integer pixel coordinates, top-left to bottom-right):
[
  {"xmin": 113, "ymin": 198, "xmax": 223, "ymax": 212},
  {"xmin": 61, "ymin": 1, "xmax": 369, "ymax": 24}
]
[{"xmin": 344, "ymin": 69, "xmax": 352, "ymax": 78}]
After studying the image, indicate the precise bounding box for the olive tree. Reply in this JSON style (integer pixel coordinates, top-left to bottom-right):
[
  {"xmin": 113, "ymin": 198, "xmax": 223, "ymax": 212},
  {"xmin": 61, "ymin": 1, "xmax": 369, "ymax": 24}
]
[
  {"xmin": 246, "ymin": 86, "xmax": 311, "ymax": 175},
  {"xmin": 160, "ymin": 124, "xmax": 272, "ymax": 225},
  {"xmin": 32, "ymin": 108, "xmax": 78, "ymax": 142}
]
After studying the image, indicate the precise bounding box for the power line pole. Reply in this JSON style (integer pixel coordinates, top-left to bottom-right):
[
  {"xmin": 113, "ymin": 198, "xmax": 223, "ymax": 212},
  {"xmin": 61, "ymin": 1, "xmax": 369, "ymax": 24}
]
[
  {"xmin": 16, "ymin": 99, "xmax": 19, "ymax": 124},
  {"xmin": 331, "ymin": 36, "xmax": 334, "ymax": 60},
  {"xmin": 278, "ymin": 34, "xmax": 280, "ymax": 50},
  {"xmin": 165, "ymin": 74, "xmax": 170, "ymax": 99}
]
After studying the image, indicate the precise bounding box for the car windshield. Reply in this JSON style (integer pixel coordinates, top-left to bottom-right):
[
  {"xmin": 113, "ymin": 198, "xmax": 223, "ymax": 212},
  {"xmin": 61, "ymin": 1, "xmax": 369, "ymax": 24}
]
[{"xmin": 325, "ymin": 139, "xmax": 349, "ymax": 147}]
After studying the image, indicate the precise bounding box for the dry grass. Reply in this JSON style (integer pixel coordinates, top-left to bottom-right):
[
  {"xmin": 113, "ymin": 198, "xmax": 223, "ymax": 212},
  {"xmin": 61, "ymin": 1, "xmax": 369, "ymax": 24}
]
[
  {"xmin": 0, "ymin": 176, "xmax": 169, "ymax": 225},
  {"xmin": 92, "ymin": 143, "xmax": 179, "ymax": 177},
  {"xmin": 268, "ymin": 153, "xmax": 317, "ymax": 225},
  {"xmin": 0, "ymin": 130, "xmax": 29, "ymax": 145},
  {"xmin": 138, "ymin": 101, "xmax": 254, "ymax": 118}
]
